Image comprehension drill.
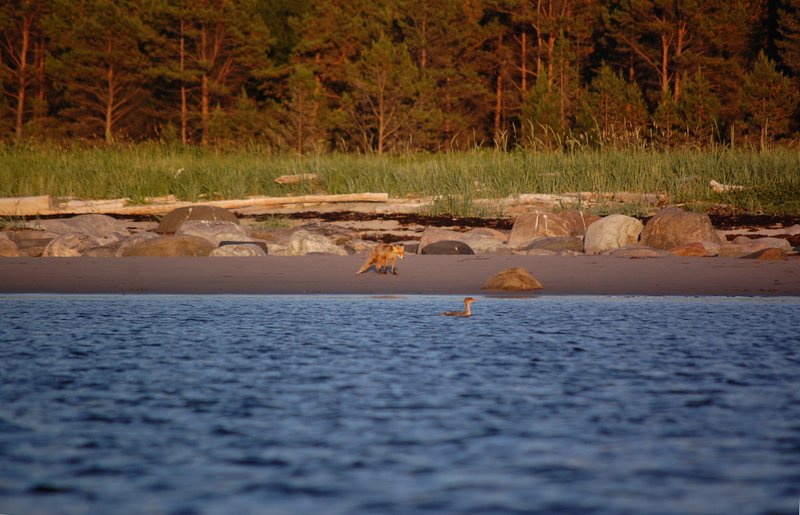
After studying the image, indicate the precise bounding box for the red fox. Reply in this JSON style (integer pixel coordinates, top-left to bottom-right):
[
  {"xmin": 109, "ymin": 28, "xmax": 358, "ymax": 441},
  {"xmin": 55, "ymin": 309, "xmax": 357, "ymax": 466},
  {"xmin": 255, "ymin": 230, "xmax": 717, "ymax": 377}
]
[{"xmin": 356, "ymin": 244, "xmax": 405, "ymax": 275}]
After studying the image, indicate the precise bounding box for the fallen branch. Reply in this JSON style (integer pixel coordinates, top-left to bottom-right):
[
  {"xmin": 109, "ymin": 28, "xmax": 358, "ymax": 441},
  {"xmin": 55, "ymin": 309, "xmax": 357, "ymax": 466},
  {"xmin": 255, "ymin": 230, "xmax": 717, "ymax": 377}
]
[
  {"xmin": 0, "ymin": 195, "xmax": 52, "ymax": 216},
  {"xmin": 709, "ymin": 180, "xmax": 745, "ymax": 193},
  {"xmin": 0, "ymin": 193, "xmax": 389, "ymax": 217},
  {"xmin": 274, "ymin": 173, "xmax": 319, "ymax": 185}
]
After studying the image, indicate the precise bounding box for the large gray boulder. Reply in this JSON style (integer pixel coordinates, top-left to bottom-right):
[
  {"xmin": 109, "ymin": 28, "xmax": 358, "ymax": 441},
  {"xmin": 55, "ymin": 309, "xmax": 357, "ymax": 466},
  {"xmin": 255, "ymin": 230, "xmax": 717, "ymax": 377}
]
[
  {"xmin": 640, "ymin": 208, "xmax": 723, "ymax": 250},
  {"xmin": 583, "ymin": 214, "xmax": 643, "ymax": 255},
  {"xmin": 157, "ymin": 205, "xmax": 239, "ymax": 234},
  {"xmin": 39, "ymin": 214, "xmax": 130, "ymax": 245},
  {"xmin": 508, "ymin": 211, "xmax": 571, "ymax": 248},
  {"xmin": 121, "ymin": 235, "xmax": 216, "ymax": 257},
  {"xmin": 42, "ymin": 233, "xmax": 101, "ymax": 257},
  {"xmin": 176, "ymin": 220, "xmax": 250, "ymax": 246}
]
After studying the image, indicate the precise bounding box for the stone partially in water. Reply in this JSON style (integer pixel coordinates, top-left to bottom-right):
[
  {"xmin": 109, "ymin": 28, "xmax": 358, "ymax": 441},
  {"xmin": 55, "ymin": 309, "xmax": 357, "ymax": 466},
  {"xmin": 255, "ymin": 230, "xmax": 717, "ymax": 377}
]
[{"xmin": 482, "ymin": 267, "xmax": 543, "ymax": 291}]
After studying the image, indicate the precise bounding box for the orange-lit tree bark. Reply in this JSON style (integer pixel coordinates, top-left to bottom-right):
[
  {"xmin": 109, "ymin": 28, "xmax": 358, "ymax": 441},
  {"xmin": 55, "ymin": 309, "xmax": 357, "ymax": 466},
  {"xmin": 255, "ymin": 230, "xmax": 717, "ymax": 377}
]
[
  {"xmin": 149, "ymin": 0, "xmax": 270, "ymax": 145},
  {"xmin": 0, "ymin": 0, "xmax": 47, "ymax": 139},
  {"xmin": 397, "ymin": 0, "xmax": 491, "ymax": 149},
  {"xmin": 46, "ymin": 0, "xmax": 152, "ymax": 142},
  {"xmin": 343, "ymin": 36, "xmax": 421, "ymax": 155}
]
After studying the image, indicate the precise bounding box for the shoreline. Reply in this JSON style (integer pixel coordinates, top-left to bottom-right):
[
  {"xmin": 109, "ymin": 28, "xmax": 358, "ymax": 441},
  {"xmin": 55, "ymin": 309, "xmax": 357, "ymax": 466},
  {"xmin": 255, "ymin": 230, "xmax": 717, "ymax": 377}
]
[{"xmin": 1, "ymin": 255, "xmax": 798, "ymax": 296}]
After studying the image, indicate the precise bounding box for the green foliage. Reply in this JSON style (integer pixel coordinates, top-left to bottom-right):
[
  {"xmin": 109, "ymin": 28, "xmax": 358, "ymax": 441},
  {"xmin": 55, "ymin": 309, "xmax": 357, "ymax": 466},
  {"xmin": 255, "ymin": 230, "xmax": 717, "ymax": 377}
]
[
  {"xmin": 738, "ymin": 52, "xmax": 799, "ymax": 149},
  {"xmin": 1, "ymin": 144, "xmax": 799, "ymax": 216},
  {"xmin": 777, "ymin": 0, "xmax": 800, "ymax": 76},
  {"xmin": 577, "ymin": 64, "xmax": 649, "ymax": 147},
  {"xmin": 0, "ymin": 0, "xmax": 798, "ymax": 149}
]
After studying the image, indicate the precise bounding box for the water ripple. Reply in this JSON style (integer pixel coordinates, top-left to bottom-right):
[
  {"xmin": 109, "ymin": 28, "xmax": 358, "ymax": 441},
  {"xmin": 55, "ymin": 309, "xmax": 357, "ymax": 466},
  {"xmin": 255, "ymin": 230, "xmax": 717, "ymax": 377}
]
[{"xmin": 0, "ymin": 294, "xmax": 798, "ymax": 514}]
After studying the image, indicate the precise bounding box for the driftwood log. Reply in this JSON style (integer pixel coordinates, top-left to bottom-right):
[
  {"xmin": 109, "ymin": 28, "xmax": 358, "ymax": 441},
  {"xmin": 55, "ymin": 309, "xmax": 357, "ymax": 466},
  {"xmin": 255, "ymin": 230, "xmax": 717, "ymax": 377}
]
[
  {"xmin": 274, "ymin": 173, "xmax": 320, "ymax": 185},
  {"xmin": 0, "ymin": 193, "xmax": 389, "ymax": 217}
]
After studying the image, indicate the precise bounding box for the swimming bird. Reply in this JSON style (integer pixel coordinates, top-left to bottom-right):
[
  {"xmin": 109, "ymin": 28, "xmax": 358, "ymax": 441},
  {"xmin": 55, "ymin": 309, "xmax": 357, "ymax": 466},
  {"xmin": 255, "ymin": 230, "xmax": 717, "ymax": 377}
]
[{"xmin": 440, "ymin": 297, "xmax": 477, "ymax": 317}]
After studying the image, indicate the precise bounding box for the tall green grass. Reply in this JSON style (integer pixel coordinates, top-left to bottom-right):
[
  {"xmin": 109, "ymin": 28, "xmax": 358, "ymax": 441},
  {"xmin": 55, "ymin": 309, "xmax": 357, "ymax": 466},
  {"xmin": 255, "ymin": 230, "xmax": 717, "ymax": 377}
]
[{"xmin": 1, "ymin": 143, "xmax": 798, "ymax": 216}]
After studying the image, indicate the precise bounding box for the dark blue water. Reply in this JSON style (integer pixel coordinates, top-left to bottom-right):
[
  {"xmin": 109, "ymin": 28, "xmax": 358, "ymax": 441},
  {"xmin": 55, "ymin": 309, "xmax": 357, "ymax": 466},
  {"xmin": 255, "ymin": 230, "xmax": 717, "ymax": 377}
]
[{"xmin": 0, "ymin": 295, "xmax": 798, "ymax": 515}]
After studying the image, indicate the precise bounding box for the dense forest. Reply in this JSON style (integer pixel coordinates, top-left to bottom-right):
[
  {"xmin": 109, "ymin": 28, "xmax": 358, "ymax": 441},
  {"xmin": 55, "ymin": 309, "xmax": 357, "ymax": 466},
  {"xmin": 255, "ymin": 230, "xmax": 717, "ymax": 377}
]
[{"xmin": 1, "ymin": 0, "xmax": 799, "ymax": 152}]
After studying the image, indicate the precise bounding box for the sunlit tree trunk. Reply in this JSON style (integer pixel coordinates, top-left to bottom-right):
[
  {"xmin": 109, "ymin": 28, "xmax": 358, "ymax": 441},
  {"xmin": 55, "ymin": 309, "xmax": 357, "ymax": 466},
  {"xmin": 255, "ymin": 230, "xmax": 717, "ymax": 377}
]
[{"xmin": 180, "ymin": 18, "xmax": 188, "ymax": 145}]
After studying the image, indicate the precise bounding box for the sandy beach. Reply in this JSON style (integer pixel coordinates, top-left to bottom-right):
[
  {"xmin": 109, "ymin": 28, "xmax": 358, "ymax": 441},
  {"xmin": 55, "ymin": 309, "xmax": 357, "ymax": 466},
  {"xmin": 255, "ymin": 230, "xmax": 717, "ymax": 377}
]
[{"xmin": 1, "ymin": 254, "xmax": 798, "ymax": 296}]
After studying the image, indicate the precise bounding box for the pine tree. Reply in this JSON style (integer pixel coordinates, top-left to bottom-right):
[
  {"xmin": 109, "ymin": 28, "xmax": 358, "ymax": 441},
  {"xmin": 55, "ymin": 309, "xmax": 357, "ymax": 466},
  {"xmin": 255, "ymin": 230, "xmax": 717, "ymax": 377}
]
[
  {"xmin": 0, "ymin": 0, "xmax": 49, "ymax": 139},
  {"xmin": 738, "ymin": 51, "xmax": 798, "ymax": 148},
  {"xmin": 396, "ymin": 0, "xmax": 491, "ymax": 149},
  {"xmin": 46, "ymin": 0, "xmax": 154, "ymax": 142},
  {"xmin": 604, "ymin": 0, "xmax": 718, "ymax": 102},
  {"xmin": 521, "ymin": 71, "xmax": 562, "ymax": 149},
  {"xmin": 777, "ymin": 0, "xmax": 800, "ymax": 76},
  {"xmin": 148, "ymin": 0, "xmax": 272, "ymax": 145},
  {"xmin": 577, "ymin": 64, "xmax": 649, "ymax": 146},
  {"xmin": 678, "ymin": 72, "xmax": 721, "ymax": 144},
  {"xmin": 283, "ymin": 64, "xmax": 329, "ymax": 153},
  {"xmin": 343, "ymin": 35, "xmax": 421, "ymax": 155}
]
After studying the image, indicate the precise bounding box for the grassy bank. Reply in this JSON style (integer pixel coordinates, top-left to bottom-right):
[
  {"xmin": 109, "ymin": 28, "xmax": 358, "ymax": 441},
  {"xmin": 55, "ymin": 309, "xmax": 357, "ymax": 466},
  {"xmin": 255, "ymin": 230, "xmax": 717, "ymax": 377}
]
[{"xmin": 2, "ymin": 143, "xmax": 799, "ymax": 216}]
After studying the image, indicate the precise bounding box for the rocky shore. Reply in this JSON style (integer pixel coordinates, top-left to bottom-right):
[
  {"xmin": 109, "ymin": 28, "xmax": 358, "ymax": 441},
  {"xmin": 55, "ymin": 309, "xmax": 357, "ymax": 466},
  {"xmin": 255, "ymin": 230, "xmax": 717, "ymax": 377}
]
[
  {"xmin": 1, "ymin": 204, "xmax": 798, "ymax": 296},
  {"xmin": 1, "ymin": 204, "xmax": 797, "ymax": 260}
]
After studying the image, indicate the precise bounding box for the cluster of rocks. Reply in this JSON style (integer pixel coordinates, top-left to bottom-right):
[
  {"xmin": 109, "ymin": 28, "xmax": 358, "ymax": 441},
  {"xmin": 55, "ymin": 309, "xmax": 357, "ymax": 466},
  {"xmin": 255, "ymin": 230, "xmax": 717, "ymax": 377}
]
[
  {"xmin": 415, "ymin": 207, "xmax": 795, "ymax": 260},
  {"xmin": 0, "ymin": 205, "xmax": 795, "ymax": 260}
]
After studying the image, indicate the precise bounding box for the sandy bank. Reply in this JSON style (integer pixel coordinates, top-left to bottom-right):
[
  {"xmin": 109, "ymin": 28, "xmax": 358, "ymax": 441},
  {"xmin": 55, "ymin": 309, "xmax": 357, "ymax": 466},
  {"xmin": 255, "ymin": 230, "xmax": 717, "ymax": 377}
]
[{"xmin": 1, "ymin": 255, "xmax": 798, "ymax": 296}]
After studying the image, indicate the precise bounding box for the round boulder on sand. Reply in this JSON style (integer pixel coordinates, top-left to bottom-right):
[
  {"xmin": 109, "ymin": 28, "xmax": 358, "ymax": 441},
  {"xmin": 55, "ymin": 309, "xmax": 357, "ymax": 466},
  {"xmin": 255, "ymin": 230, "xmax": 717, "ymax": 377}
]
[
  {"xmin": 640, "ymin": 207, "xmax": 723, "ymax": 250},
  {"xmin": 42, "ymin": 233, "xmax": 101, "ymax": 257},
  {"xmin": 482, "ymin": 267, "xmax": 543, "ymax": 291},
  {"xmin": 157, "ymin": 205, "xmax": 239, "ymax": 234},
  {"xmin": 121, "ymin": 235, "xmax": 216, "ymax": 257},
  {"xmin": 583, "ymin": 214, "xmax": 643, "ymax": 255}
]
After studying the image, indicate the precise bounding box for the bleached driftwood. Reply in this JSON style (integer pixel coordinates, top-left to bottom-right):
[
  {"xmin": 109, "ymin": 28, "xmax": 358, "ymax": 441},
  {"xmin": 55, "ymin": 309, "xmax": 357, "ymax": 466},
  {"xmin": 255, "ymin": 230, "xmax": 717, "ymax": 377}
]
[
  {"xmin": 0, "ymin": 193, "xmax": 389, "ymax": 216},
  {"xmin": 0, "ymin": 195, "xmax": 52, "ymax": 216}
]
